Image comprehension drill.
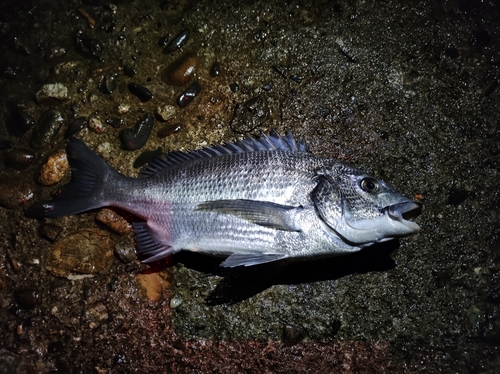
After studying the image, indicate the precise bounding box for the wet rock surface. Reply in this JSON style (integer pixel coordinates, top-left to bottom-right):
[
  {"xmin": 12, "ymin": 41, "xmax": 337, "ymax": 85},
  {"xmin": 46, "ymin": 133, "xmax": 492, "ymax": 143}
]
[
  {"xmin": 0, "ymin": 179, "xmax": 34, "ymax": 209},
  {"xmin": 0, "ymin": 0, "xmax": 499, "ymax": 372},
  {"xmin": 230, "ymin": 96, "xmax": 269, "ymax": 133}
]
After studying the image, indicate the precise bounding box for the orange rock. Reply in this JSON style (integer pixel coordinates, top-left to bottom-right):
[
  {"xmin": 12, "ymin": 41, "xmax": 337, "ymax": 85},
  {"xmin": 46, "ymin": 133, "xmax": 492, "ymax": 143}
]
[
  {"xmin": 38, "ymin": 150, "xmax": 69, "ymax": 186},
  {"xmin": 96, "ymin": 208, "xmax": 132, "ymax": 235},
  {"xmin": 136, "ymin": 271, "xmax": 172, "ymax": 301}
]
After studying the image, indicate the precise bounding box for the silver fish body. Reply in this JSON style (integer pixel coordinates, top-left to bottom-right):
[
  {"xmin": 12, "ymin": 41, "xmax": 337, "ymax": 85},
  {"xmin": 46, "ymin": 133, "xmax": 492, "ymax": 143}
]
[{"xmin": 44, "ymin": 131, "xmax": 421, "ymax": 267}]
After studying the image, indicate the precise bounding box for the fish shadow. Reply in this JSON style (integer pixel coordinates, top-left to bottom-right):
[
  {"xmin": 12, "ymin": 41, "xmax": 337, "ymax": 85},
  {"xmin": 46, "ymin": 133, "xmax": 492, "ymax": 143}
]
[{"xmin": 175, "ymin": 239, "xmax": 400, "ymax": 305}]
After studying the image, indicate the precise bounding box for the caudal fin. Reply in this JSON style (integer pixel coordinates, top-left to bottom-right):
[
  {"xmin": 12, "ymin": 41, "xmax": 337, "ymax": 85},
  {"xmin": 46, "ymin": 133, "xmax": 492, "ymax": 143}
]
[{"xmin": 44, "ymin": 138, "xmax": 117, "ymax": 218}]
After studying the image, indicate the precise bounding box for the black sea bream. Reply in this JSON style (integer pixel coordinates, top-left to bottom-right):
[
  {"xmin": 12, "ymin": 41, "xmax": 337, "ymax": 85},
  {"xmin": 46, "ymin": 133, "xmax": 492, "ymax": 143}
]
[{"xmin": 43, "ymin": 131, "xmax": 421, "ymax": 267}]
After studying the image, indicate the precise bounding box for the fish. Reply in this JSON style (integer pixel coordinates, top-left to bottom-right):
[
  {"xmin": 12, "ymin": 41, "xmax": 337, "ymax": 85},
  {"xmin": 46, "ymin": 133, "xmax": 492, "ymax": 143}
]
[{"xmin": 43, "ymin": 130, "xmax": 421, "ymax": 268}]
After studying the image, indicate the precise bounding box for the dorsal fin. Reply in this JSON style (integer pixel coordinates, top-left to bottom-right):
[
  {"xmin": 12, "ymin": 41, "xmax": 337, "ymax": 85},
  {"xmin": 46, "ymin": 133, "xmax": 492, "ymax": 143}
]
[{"xmin": 140, "ymin": 130, "xmax": 308, "ymax": 177}]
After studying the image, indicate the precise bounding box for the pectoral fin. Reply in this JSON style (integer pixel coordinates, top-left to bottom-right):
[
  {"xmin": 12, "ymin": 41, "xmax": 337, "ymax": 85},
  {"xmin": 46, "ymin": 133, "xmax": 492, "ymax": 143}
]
[
  {"xmin": 196, "ymin": 199, "xmax": 302, "ymax": 232},
  {"xmin": 220, "ymin": 253, "xmax": 287, "ymax": 268}
]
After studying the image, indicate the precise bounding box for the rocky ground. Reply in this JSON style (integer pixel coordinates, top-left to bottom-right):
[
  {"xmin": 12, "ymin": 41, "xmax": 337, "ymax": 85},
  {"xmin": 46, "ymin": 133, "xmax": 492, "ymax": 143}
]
[{"xmin": 0, "ymin": 0, "xmax": 499, "ymax": 372}]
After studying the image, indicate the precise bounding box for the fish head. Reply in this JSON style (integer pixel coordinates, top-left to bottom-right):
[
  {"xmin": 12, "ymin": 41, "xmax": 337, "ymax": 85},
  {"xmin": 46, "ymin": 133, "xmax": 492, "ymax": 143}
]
[{"xmin": 312, "ymin": 165, "xmax": 422, "ymax": 247}]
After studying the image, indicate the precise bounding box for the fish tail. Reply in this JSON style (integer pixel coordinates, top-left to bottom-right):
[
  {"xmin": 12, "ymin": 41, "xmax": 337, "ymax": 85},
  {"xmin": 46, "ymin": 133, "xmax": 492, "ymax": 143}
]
[{"xmin": 44, "ymin": 138, "xmax": 117, "ymax": 218}]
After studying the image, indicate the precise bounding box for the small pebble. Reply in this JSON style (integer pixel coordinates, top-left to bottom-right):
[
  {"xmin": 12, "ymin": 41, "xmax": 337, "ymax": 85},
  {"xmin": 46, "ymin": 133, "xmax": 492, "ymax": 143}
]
[
  {"xmin": 229, "ymin": 83, "xmax": 239, "ymax": 92},
  {"xmin": 39, "ymin": 223, "xmax": 63, "ymax": 242},
  {"xmin": 119, "ymin": 113, "xmax": 155, "ymax": 150},
  {"xmin": 65, "ymin": 117, "xmax": 87, "ymax": 138},
  {"xmin": 157, "ymin": 123, "xmax": 182, "ymax": 138},
  {"xmin": 117, "ymin": 104, "xmax": 130, "ymax": 114},
  {"xmin": 88, "ymin": 116, "xmax": 105, "ymax": 133},
  {"xmin": 101, "ymin": 73, "xmax": 119, "ymax": 94},
  {"xmin": 96, "ymin": 208, "xmax": 132, "ymax": 235},
  {"xmin": 161, "ymin": 52, "xmax": 198, "ymax": 86},
  {"xmin": 164, "ymin": 29, "xmax": 190, "ymax": 54},
  {"xmin": 114, "ymin": 239, "xmax": 137, "ymax": 263},
  {"xmin": 14, "ymin": 289, "xmax": 40, "ymax": 309},
  {"xmin": 35, "ymin": 83, "xmax": 68, "ymax": 104},
  {"xmin": 4, "ymin": 149, "xmax": 36, "ymax": 170},
  {"xmin": 128, "ymin": 82, "xmax": 153, "ymax": 102},
  {"xmin": 177, "ymin": 81, "xmax": 201, "ymax": 108},
  {"xmin": 105, "ymin": 117, "xmax": 124, "ymax": 128},
  {"xmin": 290, "ymin": 75, "xmax": 303, "ymax": 83},
  {"xmin": 170, "ymin": 296, "xmax": 182, "ymax": 309},
  {"xmin": 123, "ymin": 65, "xmax": 136, "ymax": 77},
  {"xmin": 261, "ymin": 83, "xmax": 272, "ymax": 91},
  {"xmin": 155, "ymin": 105, "xmax": 177, "ymax": 122},
  {"xmin": 30, "ymin": 109, "xmax": 64, "ymax": 149},
  {"xmin": 74, "ymin": 31, "xmax": 104, "ymax": 60},
  {"xmin": 209, "ymin": 61, "xmax": 221, "ymax": 78},
  {"xmin": 37, "ymin": 149, "xmax": 69, "ymax": 186}
]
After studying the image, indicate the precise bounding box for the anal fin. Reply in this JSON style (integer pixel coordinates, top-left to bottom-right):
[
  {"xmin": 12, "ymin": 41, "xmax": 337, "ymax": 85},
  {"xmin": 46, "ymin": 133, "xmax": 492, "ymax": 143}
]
[
  {"xmin": 196, "ymin": 199, "xmax": 302, "ymax": 232},
  {"xmin": 220, "ymin": 253, "xmax": 287, "ymax": 268},
  {"xmin": 132, "ymin": 222, "xmax": 173, "ymax": 263}
]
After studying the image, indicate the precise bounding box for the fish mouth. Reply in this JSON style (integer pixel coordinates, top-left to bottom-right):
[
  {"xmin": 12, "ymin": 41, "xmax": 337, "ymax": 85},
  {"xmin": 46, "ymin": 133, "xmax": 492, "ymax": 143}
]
[{"xmin": 385, "ymin": 201, "xmax": 422, "ymax": 233}]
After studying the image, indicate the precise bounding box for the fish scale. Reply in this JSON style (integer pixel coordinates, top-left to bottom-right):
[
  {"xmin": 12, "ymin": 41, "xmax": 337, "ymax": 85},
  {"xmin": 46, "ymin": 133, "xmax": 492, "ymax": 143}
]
[{"xmin": 42, "ymin": 131, "xmax": 421, "ymax": 268}]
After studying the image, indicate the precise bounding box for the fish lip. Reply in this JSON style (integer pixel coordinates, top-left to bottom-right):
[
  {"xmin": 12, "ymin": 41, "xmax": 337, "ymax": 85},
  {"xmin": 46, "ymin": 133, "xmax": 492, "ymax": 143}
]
[{"xmin": 384, "ymin": 201, "xmax": 422, "ymax": 232}]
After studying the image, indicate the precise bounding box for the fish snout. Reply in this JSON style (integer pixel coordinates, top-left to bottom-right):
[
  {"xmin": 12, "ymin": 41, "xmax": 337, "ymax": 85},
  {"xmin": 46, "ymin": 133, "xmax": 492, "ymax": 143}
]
[{"xmin": 385, "ymin": 201, "xmax": 422, "ymax": 233}]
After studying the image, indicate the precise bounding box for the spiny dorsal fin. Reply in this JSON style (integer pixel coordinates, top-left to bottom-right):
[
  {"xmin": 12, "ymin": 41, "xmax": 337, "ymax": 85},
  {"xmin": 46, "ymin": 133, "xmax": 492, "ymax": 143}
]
[{"xmin": 140, "ymin": 130, "xmax": 308, "ymax": 177}]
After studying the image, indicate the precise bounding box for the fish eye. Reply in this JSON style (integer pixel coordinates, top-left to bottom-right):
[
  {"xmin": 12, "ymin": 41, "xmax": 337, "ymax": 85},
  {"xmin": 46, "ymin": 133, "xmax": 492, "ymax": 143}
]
[{"xmin": 360, "ymin": 178, "xmax": 379, "ymax": 193}]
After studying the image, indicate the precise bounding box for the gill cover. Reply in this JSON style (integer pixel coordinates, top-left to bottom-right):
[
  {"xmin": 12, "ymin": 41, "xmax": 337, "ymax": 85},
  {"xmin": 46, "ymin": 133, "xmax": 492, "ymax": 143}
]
[{"xmin": 311, "ymin": 173, "xmax": 421, "ymax": 246}]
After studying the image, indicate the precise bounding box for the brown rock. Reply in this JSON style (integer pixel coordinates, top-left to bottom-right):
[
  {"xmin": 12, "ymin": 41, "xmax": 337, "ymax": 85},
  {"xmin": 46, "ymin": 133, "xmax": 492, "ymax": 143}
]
[
  {"xmin": 37, "ymin": 150, "xmax": 69, "ymax": 186},
  {"xmin": 47, "ymin": 228, "xmax": 115, "ymax": 278},
  {"xmin": 96, "ymin": 208, "xmax": 132, "ymax": 235},
  {"xmin": 161, "ymin": 52, "xmax": 198, "ymax": 86}
]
